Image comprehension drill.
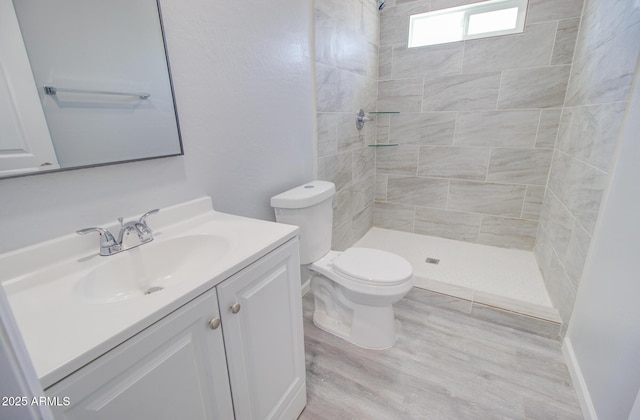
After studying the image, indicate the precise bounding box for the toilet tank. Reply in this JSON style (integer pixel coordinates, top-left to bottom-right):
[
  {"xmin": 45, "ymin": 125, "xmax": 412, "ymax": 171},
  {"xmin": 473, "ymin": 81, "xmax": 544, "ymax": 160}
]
[{"xmin": 270, "ymin": 181, "xmax": 335, "ymax": 264}]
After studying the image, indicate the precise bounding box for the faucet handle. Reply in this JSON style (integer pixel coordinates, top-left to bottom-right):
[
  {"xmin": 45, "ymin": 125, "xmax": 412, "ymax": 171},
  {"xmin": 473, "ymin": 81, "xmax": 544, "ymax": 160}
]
[
  {"xmin": 76, "ymin": 227, "xmax": 120, "ymax": 255},
  {"xmin": 139, "ymin": 209, "xmax": 159, "ymax": 226}
]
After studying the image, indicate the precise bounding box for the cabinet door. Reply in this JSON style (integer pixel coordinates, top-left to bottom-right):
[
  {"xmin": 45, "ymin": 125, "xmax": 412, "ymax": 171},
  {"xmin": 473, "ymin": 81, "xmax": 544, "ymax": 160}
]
[
  {"xmin": 46, "ymin": 289, "xmax": 234, "ymax": 420},
  {"xmin": 217, "ymin": 238, "xmax": 306, "ymax": 420}
]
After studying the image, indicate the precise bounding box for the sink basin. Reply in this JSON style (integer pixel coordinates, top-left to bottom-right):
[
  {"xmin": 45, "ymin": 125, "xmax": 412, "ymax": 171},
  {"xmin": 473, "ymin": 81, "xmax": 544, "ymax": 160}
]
[{"xmin": 74, "ymin": 235, "xmax": 231, "ymax": 303}]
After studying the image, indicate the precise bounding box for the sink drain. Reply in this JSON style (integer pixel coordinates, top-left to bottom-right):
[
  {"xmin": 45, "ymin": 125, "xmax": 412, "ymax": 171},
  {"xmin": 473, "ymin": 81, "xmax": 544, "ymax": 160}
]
[{"xmin": 144, "ymin": 286, "xmax": 164, "ymax": 295}]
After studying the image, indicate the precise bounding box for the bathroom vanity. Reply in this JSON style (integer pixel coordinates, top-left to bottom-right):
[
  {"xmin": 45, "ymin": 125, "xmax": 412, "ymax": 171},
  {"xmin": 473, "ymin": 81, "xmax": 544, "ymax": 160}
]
[{"xmin": 0, "ymin": 198, "xmax": 306, "ymax": 419}]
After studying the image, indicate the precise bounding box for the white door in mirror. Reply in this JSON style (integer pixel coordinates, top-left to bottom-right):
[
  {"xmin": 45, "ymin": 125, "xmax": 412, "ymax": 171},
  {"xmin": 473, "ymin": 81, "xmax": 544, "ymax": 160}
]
[{"xmin": 0, "ymin": 0, "xmax": 59, "ymax": 177}]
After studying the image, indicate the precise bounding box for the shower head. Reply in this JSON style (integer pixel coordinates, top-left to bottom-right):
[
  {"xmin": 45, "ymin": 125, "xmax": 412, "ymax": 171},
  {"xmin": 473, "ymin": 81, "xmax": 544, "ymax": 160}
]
[{"xmin": 377, "ymin": 0, "xmax": 385, "ymax": 10}]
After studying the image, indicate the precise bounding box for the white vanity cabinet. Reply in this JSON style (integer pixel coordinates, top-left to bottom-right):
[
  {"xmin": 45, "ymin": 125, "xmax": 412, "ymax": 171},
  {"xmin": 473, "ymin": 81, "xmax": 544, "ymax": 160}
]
[{"xmin": 45, "ymin": 238, "xmax": 306, "ymax": 420}]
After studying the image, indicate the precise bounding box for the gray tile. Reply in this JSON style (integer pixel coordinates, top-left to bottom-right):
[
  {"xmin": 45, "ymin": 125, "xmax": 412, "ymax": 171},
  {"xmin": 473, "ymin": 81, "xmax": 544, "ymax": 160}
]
[
  {"xmin": 430, "ymin": 0, "xmax": 486, "ymax": 10},
  {"xmin": 543, "ymin": 253, "xmax": 577, "ymax": 327},
  {"xmin": 535, "ymin": 109, "xmax": 562, "ymax": 149},
  {"xmin": 470, "ymin": 303, "xmax": 561, "ymax": 339},
  {"xmin": 375, "ymin": 144, "xmax": 419, "ymax": 175},
  {"xmin": 526, "ymin": 0, "xmax": 584, "ymax": 24},
  {"xmin": 336, "ymin": 113, "xmax": 365, "ymax": 153},
  {"xmin": 380, "ymin": 0, "xmax": 430, "ymax": 48},
  {"xmin": 498, "ymin": 66, "xmax": 571, "ymax": 109},
  {"xmin": 486, "ymin": 148, "xmax": 554, "ymax": 186},
  {"xmin": 448, "ymin": 181, "xmax": 527, "ymax": 217},
  {"xmin": 422, "ymin": 72, "xmax": 500, "ymax": 111},
  {"xmin": 462, "ymin": 22, "xmax": 557, "ymax": 73},
  {"xmin": 386, "ymin": 176, "xmax": 449, "ymax": 208},
  {"xmin": 318, "ymin": 151, "xmax": 352, "ymax": 191},
  {"xmin": 563, "ymin": 159, "xmax": 608, "ymax": 235},
  {"xmin": 563, "ymin": 220, "xmax": 591, "ymax": 291},
  {"xmin": 389, "ymin": 112, "xmax": 456, "ymax": 145},
  {"xmin": 478, "ymin": 216, "xmax": 539, "ymax": 250},
  {"xmin": 551, "ymin": 18, "xmax": 580, "ymax": 65},
  {"xmin": 316, "ymin": 113, "xmax": 337, "ymax": 157},
  {"xmin": 315, "ymin": 63, "xmax": 356, "ymax": 112},
  {"xmin": 392, "ymin": 43, "xmax": 464, "ymax": 79},
  {"xmin": 378, "ymin": 46, "xmax": 393, "ymax": 80},
  {"xmin": 557, "ymin": 102, "xmax": 628, "ymax": 171},
  {"xmin": 455, "ymin": 110, "xmax": 540, "ymax": 147},
  {"xmin": 377, "ymin": 79, "xmax": 424, "ymax": 112},
  {"xmin": 375, "ymin": 174, "xmax": 388, "ymax": 201},
  {"xmin": 352, "ymin": 146, "xmax": 375, "ymax": 182},
  {"xmin": 539, "ymin": 190, "xmax": 573, "ymax": 261},
  {"xmin": 546, "ymin": 151, "xmax": 572, "ymax": 201},
  {"xmin": 414, "ymin": 207, "xmax": 481, "ymax": 242},
  {"xmin": 522, "ymin": 186, "xmax": 545, "ymax": 220},
  {"xmin": 418, "ymin": 146, "xmax": 490, "ymax": 180},
  {"xmin": 373, "ymin": 201, "xmax": 414, "ymax": 232},
  {"xmin": 565, "ymin": 23, "xmax": 640, "ymax": 106}
]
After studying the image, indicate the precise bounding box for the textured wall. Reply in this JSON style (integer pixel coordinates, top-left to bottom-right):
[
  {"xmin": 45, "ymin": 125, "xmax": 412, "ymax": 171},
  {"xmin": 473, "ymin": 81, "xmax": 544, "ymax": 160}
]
[
  {"xmin": 535, "ymin": 0, "xmax": 640, "ymax": 328},
  {"xmin": 373, "ymin": 0, "xmax": 582, "ymax": 250},
  {"xmin": 314, "ymin": 0, "xmax": 380, "ymax": 250},
  {"xmin": 0, "ymin": 0, "xmax": 315, "ymax": 254}
]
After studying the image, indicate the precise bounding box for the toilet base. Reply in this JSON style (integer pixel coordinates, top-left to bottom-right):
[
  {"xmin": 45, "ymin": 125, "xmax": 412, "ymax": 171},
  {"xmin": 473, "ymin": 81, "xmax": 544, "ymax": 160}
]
[{"xmin": 311, "ymin": 276, "xmax": 398, "ymax": 350}]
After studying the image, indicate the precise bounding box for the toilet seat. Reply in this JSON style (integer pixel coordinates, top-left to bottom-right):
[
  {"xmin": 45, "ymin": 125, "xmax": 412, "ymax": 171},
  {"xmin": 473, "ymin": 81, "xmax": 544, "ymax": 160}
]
[{"xmin": 332, "ymin": 248, "xmax": 412, "ymax": 286}]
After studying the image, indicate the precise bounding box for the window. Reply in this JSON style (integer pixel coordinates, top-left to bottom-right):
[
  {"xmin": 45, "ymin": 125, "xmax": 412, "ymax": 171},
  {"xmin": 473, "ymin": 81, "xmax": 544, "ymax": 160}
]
[{"xmin": 408, "ymin": 0, "xmax": 528, "ymax": 48}]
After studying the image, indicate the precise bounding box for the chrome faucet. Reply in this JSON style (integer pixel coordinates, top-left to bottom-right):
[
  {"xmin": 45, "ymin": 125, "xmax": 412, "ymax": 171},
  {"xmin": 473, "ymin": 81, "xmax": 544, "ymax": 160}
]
[{"xmin": 77, "ymin": 209, "xmax": 159, "ymax": 256}]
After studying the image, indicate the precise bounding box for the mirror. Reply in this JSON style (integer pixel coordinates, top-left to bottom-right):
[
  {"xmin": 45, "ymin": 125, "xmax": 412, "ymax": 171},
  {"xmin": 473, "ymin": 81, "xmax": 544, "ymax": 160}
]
[{"xmin": 0, "ymin": 0, "xmax": 182, "ymax": 179}]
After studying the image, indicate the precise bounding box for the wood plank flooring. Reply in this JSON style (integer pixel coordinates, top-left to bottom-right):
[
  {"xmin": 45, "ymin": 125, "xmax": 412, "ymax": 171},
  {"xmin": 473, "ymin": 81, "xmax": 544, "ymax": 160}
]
[{"xmin": 299, "ymin": 287, "xmax": 583, "ymax": 419}]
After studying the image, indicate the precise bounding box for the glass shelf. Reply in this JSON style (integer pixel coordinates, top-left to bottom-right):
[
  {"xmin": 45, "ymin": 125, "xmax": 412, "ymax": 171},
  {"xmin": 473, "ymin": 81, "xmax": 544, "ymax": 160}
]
[
  {"xmin": 367, "ymin": 111, "xmax": 400, "ymax": 114},
  {"xmin": 367, "ymin": 143, "xmax": 399, "ymax": 147}
]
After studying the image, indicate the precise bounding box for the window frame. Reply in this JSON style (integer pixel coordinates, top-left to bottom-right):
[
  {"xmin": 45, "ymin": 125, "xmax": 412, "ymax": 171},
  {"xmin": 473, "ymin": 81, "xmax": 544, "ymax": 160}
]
[{"xmin": 408, "ymin": 0, "xmax": 529, "ymax": 48}]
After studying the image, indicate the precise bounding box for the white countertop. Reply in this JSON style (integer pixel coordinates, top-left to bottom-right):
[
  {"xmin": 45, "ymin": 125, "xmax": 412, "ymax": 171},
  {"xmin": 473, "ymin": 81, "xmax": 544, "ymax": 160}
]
[{"xmin": 0, "ymin": 197, "xmax": 298, "ymax": 389}]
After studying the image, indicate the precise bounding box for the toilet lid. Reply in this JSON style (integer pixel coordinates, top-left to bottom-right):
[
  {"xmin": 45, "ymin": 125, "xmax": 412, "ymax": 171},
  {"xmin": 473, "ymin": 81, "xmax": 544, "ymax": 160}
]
[{"xmin": 332, "ymin": 248, "xmax": 413, "ymax": 286}]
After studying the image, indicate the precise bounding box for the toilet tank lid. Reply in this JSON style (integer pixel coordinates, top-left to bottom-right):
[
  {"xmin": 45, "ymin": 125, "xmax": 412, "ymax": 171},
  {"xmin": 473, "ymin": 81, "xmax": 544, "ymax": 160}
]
[{"xmin": 271, "ymin": 181, "xmax": 336, "ymax": 209}]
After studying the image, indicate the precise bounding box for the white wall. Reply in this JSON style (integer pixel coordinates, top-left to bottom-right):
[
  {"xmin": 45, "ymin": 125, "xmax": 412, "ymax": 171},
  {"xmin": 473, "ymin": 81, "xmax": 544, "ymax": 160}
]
[
  {"xmin": 566, "ymin": 65, "xmax": 640, "ymax": 419},
  {"xmin": 0, "ymin": 0, "xmax": 315, "ymax": 254}
]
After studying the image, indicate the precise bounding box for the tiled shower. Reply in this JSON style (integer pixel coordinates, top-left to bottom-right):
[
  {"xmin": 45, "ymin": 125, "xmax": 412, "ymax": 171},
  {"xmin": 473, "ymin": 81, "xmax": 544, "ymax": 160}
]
[{"xmin": 314, "ymin": 0, "xmax": 639, "ymax": 332}]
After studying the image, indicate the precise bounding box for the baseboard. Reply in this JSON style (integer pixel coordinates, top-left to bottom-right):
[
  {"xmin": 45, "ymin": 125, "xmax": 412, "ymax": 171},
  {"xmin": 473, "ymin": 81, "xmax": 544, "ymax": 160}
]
[{"xmin": 563, "ymin": 337, "xmax": 598, "ymax": 420}]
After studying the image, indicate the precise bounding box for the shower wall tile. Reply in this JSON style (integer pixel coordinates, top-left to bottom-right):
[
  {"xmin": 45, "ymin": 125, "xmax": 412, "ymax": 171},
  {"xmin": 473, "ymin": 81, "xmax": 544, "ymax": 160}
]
[
  {"xmin": 378, "ymin": 46, "xmax": 393, "ymax": 81},
  {"xmin": 565, "ymin": 23, "xmax": 640, "ymax": 107},
  {"xmin": 551, "ymin": 18, "xmax": 580, "ymax": 65},
  {"xmin": 454, "ymin": 111, "xmax": 540, "ymax": 148},
  {"xmin": 448, "ymin": 181, "xmax": 527, "ymax": 217},
  {"xmin": 478, "ymin": 216, "xmax": 538, "ymax": 250},
  {"xmin": 539, "ymin": 191, "xmax": 573, "ymax": 261},
  {"xmin": 375, "ymin": 174, "xmax": 388, "ymax": 201},
  {"xmin": 526, "ymin": 0, "xmax": 584, "ymax": 24},
  {"xmin": 535, "ymin": 109, "xmax": 562, "ymax": 149},
  {"xmin": 556, "ymin": 102, "xmax": 627, "ymax": 171},
  {"xmin": 430, "ymin": 0, "xmax": 485, "ymax": 10},
  {"xmin": 380, "ymin": 0, "xmax": 429, "ymax": 48},
  {"xmin": 375, "ymin": 144, "xmax": 419, "ymax": 175},
  {"xmin": 315, "ymin": 0, "xmax": 380, "ymax": 251},
  {"xmin": 562, "ymin": 220, "xmax": 591, "ymax": 291},
  {"xmin": 377, "ymin": 79, "xmax": 424, "ymax": 112},
  {"xmin": 386, "ymin": 176, "xmax": 449, "ymax": 208},
  {"xmin": 353, "ymin": 146, "xmax": 375, "ymax": 182},
  {"xmin": 389, "ymin": 113, "xmax": 456, "ymax": 145},
  {"xmin": 497, "ymin": 66, "xmax": 571, "ymax": 109},
  {"xmin": 414, "ymin": 207, "xmax": 481, "ymax": 242},
  {"xmin": 461, "ymin": 22, "xmax": 557, "ymax": 73},
  {"xmin": 316, "ymin": 113, "xmax": 338, "ymax": 157},
  {"xmin": 486, "ymin": 148, "xmax": 554, "ymax": 186},
  {"xmin": 373, "ymin": 202, "xmax": 414, "ymax": 232},
  {"xmin": 392, "ymin": 43, "xmax": 464, "ymax": 79},
  {"xmin": 562, "ymin": 160, "xmax": 608, "ymax": 235},
  {"xmin": 318, "ymin": 151, "xmax": 353, "ymax": 191},
  {"xmin": 422, "ymin": 72, "xmax": 500, "ymax": 111},
  {"xmin": 522, "ymin": 186, "xmax": 545, "ymax": 221},
  {"xmin": 417, "ymin": 146, "xmax": 490, "ymax": 181}
]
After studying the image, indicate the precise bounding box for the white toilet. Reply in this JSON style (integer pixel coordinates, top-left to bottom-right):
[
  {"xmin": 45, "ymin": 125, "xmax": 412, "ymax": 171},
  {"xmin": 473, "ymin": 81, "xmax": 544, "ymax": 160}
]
[{"xmin": 271, "ymin": 181, "xmax": 414, "ymax": 349}]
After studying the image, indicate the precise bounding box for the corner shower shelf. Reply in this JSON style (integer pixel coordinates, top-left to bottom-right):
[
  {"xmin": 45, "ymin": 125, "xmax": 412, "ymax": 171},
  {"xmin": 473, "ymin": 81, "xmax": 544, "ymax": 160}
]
[
  {"xmin": 367, "ymin": 111, "xmax": 400, "ymax": 114},
  {"xmin": 367, "ymin": 143, "xmax": 399, "ymax": 147}
]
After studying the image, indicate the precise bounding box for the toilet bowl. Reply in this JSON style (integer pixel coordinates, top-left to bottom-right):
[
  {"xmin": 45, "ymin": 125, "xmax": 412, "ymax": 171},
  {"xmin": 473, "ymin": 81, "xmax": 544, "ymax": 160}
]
[{"xmin": 271, "ymin": 181, "xmax": 414, "ymax": 349}]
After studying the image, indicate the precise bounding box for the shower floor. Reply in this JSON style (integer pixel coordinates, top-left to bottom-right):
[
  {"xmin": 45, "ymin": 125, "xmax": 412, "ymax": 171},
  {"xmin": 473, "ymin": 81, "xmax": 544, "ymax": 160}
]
[{"xmin": 354, "ymin": 227, "xmax": 556, "ymax": 318}]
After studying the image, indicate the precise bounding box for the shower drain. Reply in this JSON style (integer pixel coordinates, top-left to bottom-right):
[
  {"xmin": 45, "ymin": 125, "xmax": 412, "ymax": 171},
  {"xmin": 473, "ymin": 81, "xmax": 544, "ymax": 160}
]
[
  {"xmin": 144, "ymin": 286, "xmax": 164, "ymax": 295},
  {"xmin": 425, "ymin": 257, "xmax": 440, "ymax": 265}
]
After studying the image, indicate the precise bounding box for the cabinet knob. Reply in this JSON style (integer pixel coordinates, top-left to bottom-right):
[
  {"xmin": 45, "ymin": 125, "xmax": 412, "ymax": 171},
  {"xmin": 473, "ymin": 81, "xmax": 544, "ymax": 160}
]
[
  {"xmin": 230, "ymin": 303, "xmax": 241, "ymax": 314},
  {"xmin": 208, "ymin": 317, "xmax": 221, "ymax": 330}
]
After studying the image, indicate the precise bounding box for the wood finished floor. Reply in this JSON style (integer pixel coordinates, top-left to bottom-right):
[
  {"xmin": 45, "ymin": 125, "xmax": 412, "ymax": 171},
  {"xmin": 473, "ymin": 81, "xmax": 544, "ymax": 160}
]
[{"xmin": 298, "ymin": 288, "xmax": 583, "ymax": 420}]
